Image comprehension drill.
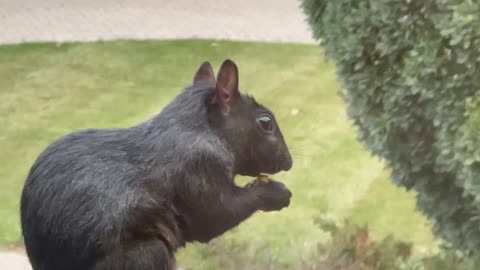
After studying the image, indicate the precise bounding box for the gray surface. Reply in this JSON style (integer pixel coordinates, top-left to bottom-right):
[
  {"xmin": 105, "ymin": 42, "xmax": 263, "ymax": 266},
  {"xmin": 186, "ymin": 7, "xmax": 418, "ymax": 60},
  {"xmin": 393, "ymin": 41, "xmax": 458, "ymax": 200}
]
[
  {"xmin": 0, "ymin": 252, "xmax": 31, "ymax": 270},
  {"xmin": 0, "ymin": 0, "xmax": 314, "ymax": 44}
]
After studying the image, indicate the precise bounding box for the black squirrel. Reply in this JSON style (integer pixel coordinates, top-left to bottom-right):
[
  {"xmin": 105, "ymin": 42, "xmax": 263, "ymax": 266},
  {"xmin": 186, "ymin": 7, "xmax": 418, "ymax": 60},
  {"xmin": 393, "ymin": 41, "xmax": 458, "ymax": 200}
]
[{"xmin": 20, "ymin": 59, "xmax": 293, "ymax": 270}]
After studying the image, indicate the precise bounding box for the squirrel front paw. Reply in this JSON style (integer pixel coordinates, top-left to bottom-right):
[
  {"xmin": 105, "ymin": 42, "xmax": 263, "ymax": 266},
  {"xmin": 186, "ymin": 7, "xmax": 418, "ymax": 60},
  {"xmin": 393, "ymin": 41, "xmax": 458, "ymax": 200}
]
[{"xmin": 248, "ymin": 179, "xmax": 292, "ymax": 212}]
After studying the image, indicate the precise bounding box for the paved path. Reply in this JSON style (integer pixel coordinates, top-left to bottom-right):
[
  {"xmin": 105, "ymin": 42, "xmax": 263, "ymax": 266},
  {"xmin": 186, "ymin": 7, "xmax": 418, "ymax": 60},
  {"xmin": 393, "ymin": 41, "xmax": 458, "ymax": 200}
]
[
  {"xmin": 0, "ymin": 0, "xmax": 315, "ymax": 45},
  {"xmin": 0, "ymin": 252, "xmax": 31, "ymax": 270},
  {"xmin": 0, "ymin": 0, "xmax": 314, "ymax": 268}
]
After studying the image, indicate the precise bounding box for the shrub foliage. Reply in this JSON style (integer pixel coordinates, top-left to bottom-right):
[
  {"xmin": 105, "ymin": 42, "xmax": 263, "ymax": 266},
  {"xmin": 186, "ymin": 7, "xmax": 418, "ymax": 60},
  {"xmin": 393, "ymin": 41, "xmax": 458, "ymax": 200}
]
[{"xmin": 302, "ymin": 0, "xmax": 480, "ymax": 253}]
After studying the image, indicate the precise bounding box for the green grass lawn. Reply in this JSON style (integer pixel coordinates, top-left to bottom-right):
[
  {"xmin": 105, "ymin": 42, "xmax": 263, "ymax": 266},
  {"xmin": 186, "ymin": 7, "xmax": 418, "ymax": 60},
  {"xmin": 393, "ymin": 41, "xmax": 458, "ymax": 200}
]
[{"xmin": 0, "ymin": 40, "xmax": 435, "ymax": 267}]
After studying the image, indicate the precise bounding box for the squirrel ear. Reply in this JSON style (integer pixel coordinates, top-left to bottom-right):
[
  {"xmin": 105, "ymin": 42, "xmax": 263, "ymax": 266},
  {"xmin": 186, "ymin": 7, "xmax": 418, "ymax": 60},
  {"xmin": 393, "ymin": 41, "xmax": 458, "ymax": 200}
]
[
  {"xmin": 214, "ymin": 59, "xmax": 240, "ymax": 115},
  {"xmin": 193, "ymin": 61, "xmax": 215, "ymax": 84}
]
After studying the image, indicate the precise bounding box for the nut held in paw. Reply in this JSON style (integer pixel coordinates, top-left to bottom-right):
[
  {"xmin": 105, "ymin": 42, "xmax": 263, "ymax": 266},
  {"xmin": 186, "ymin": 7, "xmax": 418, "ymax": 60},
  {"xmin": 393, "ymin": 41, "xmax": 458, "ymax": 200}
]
[{"xmin": 258, "ymin": 173, "xmax": 270, "ymax": 183}]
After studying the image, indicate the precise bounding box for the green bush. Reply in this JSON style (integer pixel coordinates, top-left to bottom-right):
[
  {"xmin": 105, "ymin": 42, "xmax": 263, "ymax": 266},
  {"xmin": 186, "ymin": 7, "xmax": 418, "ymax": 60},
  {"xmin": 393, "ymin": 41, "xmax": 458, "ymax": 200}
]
[
  {"xmin": 179, "ymin": 219, "xmax": 414, "ymax": 270},
  {"xmin": 313, "ymin": 218, "xmax": 413, "ymax": 270},
  {"xmin": 302, "ymin": 0, "xmax": 480, "ymax": 254},
  {"xmin": 179, "ymin": 218, "xmax": 479, "ymax": 270}
]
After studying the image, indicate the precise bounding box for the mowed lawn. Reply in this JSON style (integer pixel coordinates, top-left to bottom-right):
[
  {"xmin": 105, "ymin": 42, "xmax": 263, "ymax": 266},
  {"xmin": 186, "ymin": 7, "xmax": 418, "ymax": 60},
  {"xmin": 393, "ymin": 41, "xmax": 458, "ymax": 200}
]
[{"xmin": 0, "ymin": 40, "xmax": 435, "ymax": 266}]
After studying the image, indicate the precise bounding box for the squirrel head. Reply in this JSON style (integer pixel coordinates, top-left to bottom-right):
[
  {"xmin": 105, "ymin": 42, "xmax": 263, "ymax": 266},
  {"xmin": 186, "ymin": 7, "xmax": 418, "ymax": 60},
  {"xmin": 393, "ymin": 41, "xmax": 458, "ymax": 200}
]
[{"xmin": 193, "ymin": 60, "xmax": 293, "ymax": 177}]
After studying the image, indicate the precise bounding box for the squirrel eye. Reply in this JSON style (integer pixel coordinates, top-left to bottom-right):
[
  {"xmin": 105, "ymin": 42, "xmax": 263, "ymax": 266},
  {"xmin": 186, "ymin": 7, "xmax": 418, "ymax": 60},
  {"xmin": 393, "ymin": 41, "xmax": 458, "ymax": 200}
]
[{"xmin": 256, "ymin": 114, "xmax": 274, "ymax": 132}]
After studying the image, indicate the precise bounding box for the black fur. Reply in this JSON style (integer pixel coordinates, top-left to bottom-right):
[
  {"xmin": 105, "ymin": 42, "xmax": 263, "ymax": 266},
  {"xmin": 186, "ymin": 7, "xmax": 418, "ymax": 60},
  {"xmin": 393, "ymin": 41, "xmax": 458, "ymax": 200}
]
[{"xmin": 20, "ymin": 60, "xmax": 293, "ymax": 270}]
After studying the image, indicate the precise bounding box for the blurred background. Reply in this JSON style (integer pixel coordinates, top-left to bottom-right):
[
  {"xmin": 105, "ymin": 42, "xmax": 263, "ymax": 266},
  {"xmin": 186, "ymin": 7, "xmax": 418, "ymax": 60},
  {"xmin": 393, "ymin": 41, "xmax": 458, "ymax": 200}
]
[{"xmin": 1, "ymin": 0, "xmax": 480, "ymax": 269}]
